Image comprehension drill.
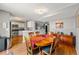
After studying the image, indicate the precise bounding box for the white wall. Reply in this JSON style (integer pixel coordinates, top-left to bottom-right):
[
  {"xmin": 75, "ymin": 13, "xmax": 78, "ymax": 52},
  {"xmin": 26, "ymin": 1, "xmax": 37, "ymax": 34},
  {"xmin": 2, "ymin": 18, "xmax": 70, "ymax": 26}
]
[
  {"xmin": 76, "ymin": 15, "xmax": 79, "ymax": 54},
  {"xmin": 49, "ymin": 16, "xmax": 76, "ymax": 35},
  {"xmin": 0, "ymin": 11, "xmax": 11, "ymax": 37},
  {"xmin": 76, "ymin": 28, "xmax": 79, "ymax": 54}
]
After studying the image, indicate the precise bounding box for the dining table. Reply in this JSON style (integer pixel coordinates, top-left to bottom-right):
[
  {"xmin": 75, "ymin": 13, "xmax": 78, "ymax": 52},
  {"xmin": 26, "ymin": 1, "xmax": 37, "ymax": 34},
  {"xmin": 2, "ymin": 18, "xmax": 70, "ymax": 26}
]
[
  {"xmin": 25, "ymin": 34, "xmax": 55, "ymax": 55},
  {"xmin": 33, "ymin": 36, "xmax": 54, "ymax": 55},
  {"xmin": 29, "ymin": 34, "xmax": 54, "ymax": 48},
  {"xmin": 35, "ymin": 37, "xmax": 54, "ymax": 47}
]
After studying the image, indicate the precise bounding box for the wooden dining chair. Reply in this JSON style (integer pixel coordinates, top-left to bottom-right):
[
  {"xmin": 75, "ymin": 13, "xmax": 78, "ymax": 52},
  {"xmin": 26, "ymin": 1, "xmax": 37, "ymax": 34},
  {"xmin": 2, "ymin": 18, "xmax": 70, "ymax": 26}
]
[
  {"xmin": 26, "ymin": 32, "xmax": 40, "ymax": 55},
  {"xmin": 41, "ymin": 37, "xmax": 55, "ymax": 55},
  {"xmin": 35, "ymin": 31, "xmax": 40, "ymax": 35},
  {"xmin": 41, "ymin": 43, "xmax": 53, "ymax": 55},
  {"xmin": 29, "ymin": 32, "xmax": 34, "ymax": 37},
  {"xmin": 52, "ymin": 37, "xmax": 61, "ymax": 55},
  {"xmin": 41, "ymin": 36, "xmax": 61, "ymax": 55},
  {"xmin": 26, "ymin": 41, "xmax": 40, "ymax": 55}
]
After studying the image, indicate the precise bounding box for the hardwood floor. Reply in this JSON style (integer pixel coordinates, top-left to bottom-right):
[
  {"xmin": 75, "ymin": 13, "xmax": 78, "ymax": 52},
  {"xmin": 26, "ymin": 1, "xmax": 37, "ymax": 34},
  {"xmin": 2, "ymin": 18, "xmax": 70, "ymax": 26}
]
[{"xmin": 52, "ymin": 43, "xmax": 77, "ymax": 55}]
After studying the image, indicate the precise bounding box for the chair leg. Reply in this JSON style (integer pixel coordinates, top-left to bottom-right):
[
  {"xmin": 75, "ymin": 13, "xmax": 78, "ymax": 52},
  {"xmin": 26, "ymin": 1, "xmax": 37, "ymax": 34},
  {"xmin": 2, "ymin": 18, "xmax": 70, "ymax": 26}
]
[
  {"xmin": 54, "ymin": 49, "xmax": 56, "ymax": 55},
  {"xmin": 49, "ymin": 46, "xmax": 52, "ymax": 55},
  {"xmin": 40, "ymin": 49, "xmax": 43, "ymax": 55},
  {"xmin": 39, "ymin": 47, "xmax": 43, "ymax": 55}
]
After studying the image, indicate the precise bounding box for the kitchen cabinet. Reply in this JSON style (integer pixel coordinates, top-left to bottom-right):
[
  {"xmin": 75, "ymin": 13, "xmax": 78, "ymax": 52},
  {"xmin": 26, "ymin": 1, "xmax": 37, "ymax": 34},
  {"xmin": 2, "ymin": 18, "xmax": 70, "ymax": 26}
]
[
  {"xmin": 0, "ymin": 37, "xmax": 9, "ymax": 51},
  {"xmin": 10, "ymin": 20, "xmax": 26, "ymax": 37}
]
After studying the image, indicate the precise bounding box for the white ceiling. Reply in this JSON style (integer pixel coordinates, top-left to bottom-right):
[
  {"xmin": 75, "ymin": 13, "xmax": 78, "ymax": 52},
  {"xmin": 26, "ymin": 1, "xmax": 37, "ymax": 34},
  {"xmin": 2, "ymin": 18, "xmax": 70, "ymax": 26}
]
[{"xmin": 0, "ymin": 3, "xmax": 79, "ymax": 22}]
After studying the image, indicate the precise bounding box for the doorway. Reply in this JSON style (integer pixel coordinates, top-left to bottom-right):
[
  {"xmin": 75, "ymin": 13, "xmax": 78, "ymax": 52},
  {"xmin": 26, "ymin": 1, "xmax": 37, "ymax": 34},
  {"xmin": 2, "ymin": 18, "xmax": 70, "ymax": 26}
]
[{"xmin": 44, "ymin": 23, "xmax": 49, "ymax": 34}]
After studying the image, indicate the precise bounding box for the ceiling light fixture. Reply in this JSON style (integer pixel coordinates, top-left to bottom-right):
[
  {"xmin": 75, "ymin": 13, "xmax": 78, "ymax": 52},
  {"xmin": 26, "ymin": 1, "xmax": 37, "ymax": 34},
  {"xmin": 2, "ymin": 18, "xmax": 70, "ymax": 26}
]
[
  {"xmin": 12, "ymin": 17, "xmax": 23, "ymax": 20},
  {"xmin": 35, "ymin": 8, "xmax": 48, "ymax": 15}
]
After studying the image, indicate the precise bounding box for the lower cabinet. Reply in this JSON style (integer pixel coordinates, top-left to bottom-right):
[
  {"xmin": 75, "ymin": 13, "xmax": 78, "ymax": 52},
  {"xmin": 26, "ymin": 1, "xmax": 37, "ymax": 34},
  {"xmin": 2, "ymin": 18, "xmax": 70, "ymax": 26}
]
[{"xmin": 0, "ymin": 37, "xmax": 7, "ymax": 51}]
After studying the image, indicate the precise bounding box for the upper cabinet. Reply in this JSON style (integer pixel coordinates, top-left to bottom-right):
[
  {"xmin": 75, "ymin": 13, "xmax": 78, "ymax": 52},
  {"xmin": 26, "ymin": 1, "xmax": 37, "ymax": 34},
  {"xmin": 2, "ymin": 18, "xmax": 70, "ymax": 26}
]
[
  {"xmin": 26, "ymin": 21, "xmax": 35, "ymax": 31},
  {"xmin": 10, "ymin": 20, "xmax": 26, "ymax": 37}
]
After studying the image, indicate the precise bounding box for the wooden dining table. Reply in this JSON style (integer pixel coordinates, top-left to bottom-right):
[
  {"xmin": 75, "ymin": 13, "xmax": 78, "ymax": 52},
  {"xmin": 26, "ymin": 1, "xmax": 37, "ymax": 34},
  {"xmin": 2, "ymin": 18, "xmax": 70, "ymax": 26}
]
[
  {"xmin": 34, "ymin": 36, "xmax": 54, "ymax": 55},
  {"xmin": 35, "ymin": 37, "xmax": 54, "ymax": 47},
  {"xmin": 29, "ymin": 35, "xmax": 54, "ymax": 48}
]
